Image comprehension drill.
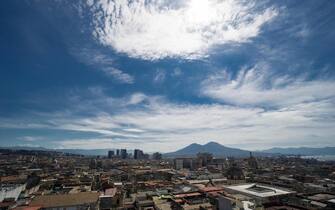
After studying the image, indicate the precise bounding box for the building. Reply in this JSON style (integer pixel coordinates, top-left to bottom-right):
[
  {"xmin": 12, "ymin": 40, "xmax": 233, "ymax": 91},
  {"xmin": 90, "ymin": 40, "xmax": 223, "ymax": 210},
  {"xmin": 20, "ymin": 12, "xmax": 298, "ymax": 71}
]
[
  {"xmin": 197, "ymin": 152, "xmax": 213, "ymax": 167},
  {"xmin": 134, "ymin": 149, "xmax": 144, "ymax": 160},
  {"xmin": 108, "ymin": 150, "xmax": 115, "ymax": 159},
  {"xmin": 99, "ymin": 188, "xmax": 122, "ymax": 210},
  {"xmin": 0, "ymin": 184, "xmax": 26, "ymax": 202},
  {"xmin": 171, "ymin": 192, "xmax": 213, "ymax": 209},
  {"xmin": 248, "ymin": 152, "xmax": 258, "ymax": 170},
  {"xmin": 223, "ymin": 183, "xmax": 294, "ymax": 208},
  {"xmin": 174, "ymin": 158, "xmax": 197, "ymax": 170},
  {"xmin": 226, "ymin": 162, "xmax": 245, "ymax": 184},
  {"xmin": 120, "ymin": 149, "xmax": 127, "ymax": 159},
  {"xmin": 116, "ymin": 149, "xmax": 120, "ymax": 157},
  {"xmin": 29, "ymin": 192, "xmax": 99, "ymax": 210},
  {"xmin": 134, "ymin": 192, "xmax": 155, "ymax": 210},
  {"xmin": 175, "ymin": 159, "xmax": 184, "ymax": 170},
  {"xmin": 152, "ymin": 152, "xmax": 162, "ymax": 160}
]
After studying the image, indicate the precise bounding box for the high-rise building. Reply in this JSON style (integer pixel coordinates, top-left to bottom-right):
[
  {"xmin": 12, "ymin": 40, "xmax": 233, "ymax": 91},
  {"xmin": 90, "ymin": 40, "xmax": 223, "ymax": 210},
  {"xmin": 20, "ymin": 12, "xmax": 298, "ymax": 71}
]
[
  {"xmin": 120, "ymin": 149, "xmax": 127, "ymax": 159},
  {"xmin": 108, "ymin": 150, "xmax": 115, "ymax": 159},
  {"xmin": 134, "ymin": 149, "xmax": 144, "ymax": 159},
  {"xmin": 197, "ymin": 152, "xmax": 213, "ymax": 167},
  {"xmin": 116, "ymin": 149, "xmax": 120, "ymax": 157},
  {"xmin": 174, "ymin": 158, "xmax": 196, "ymax": 170},
  {"xmin": 248, "ymin": 152, "xmax": 258, "ymax": 170},
  {"xmin": 175, "ymin": 159, "xmax": 184, "ymax": 170}
]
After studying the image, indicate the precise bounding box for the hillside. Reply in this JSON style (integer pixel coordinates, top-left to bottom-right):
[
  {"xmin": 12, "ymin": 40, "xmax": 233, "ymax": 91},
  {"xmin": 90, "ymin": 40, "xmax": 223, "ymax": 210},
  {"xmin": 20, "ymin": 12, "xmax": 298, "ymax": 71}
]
[{"xmin": 164, "ymin": 142, "xmax": 252, "ymax": 157}]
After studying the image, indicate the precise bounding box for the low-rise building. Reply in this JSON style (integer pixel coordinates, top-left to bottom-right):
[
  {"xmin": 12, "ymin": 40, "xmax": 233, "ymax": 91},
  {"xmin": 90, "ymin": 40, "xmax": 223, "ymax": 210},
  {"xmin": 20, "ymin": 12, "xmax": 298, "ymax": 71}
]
[{"xmin": 29, "ymin": 192, "xmax": 99, "ymax": 210}]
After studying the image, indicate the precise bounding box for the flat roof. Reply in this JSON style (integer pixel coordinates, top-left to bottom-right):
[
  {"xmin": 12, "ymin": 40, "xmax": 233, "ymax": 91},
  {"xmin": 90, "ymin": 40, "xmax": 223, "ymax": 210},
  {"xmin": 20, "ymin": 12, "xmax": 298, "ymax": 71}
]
[
  {"xmin": 308, "ymin": 193, "xmax": 335, "ymax": 201},
  {"xmin": 225, "ymin": 184, "xmax": 293, "ymax": 198},
  {"xmin": 29, "ymin": 192, "xmax": 99, "ymax": 207}
]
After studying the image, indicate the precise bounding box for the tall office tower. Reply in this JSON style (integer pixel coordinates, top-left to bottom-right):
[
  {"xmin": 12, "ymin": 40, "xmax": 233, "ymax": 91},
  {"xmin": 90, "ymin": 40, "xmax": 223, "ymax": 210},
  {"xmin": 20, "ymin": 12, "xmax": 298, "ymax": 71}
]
[
  {"xmin": 134, "ymin": 149, "xmax": 144, "ymax": 159},
  {"xmin": 120, "ymin": 149, "xmax": 127, "ymax": 159},
  {"xmin": 108, "ymin": 150, "xmax": 115, "ymax": 159},
  {"xmin": 116, "ymin": 149, "xmax": 120, "ymax": 157}
]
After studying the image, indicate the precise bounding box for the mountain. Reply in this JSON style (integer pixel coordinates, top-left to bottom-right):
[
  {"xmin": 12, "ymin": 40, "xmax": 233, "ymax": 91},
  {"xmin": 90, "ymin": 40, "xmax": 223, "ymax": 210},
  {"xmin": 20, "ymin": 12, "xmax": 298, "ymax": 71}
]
[
  {"xmin": 56, "ymin": 149, "xmax": 111, "ymax": 156},
  {"xmin": 1, "ymin": 146, "xmax": 53, "ymax": 151},
  {"xmin": 164, "ymin": 142, "xmax": 253, "ymax": 157},
  {"xmin": 3, "ymin": 144, "xmax": 335, "ymax": 157},
  {"xmin": 260, "ymin": 147, "xmax": 335, "ymax": 156}
]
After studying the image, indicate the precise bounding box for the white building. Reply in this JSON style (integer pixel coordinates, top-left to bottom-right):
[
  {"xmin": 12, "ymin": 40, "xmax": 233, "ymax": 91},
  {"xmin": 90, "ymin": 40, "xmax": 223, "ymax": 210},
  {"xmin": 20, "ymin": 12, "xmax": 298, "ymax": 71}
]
[
  {"xmin": 0, "ymin": 183, "xmax": 26, "ymax": 202},
  {"xmin": 219, "ymin": 183, "xmax": 294, "ymax": 209}
]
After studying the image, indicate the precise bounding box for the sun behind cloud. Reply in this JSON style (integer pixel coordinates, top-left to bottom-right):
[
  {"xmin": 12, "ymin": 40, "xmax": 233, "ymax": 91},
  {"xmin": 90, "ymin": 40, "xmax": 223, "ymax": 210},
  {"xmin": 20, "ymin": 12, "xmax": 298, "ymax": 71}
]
[{"xmin": 87, "ymin": 0, "xmax": 278, "ymax": 60}]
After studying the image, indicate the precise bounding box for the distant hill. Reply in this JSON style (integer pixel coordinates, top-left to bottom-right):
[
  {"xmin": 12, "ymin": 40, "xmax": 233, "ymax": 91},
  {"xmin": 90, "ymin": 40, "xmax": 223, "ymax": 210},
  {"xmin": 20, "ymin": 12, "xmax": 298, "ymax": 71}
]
[
  {"xmin": 3, "ymin": 144, "xmax": 335, "ymax": 157},
  {"xmin": 56, "ymin": 149, "xmax": 111, "ymax": 156},
  {"xmin": 260, "ymin": 147, "xmax": 335, "ymax": 156},
  {"xmin": 0, "ymin": 146, "xmax": 111, "ymax": 156},
  {"xmin": 164, "ymin": 142, "xmax": 254, "ymax": 158}
]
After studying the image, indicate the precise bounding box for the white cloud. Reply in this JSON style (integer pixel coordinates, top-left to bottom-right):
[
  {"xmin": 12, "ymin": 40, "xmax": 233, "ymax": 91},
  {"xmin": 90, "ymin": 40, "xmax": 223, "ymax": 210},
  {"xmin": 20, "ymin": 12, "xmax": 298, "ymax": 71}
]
[
  {"xmin": 73, "ymin": 48, "xmax": 134, "ymax": 83},
  {"xmin": 102, "ymin": 67, "xmax": 134, "ymax": 84},
  {"xmin": 295, "ymin": 24, "xmax": 310, "ymax": 39},
  {"xmin": 123, "ymin": 128, "xmax": 145, "ymax": 133},
  {"xmin": 153, "ymin": 68, "xmax": 166, "ymax": 83},
  {"xmin": 51, "ymin": 97, "xmax": 335, "ymax": 151},
  {"xmin": 18, "ymin": 136, "xmax": 44, "ymax": 142},
  {"xmin": 3, "ymin": 91, "xmax": 334, "ymax": 152},
  {"xmin": 88, "ymin": 0, "xmax": 278, "ymax": 59},
  {"xmin": 172, "ymin": 67, "xmax": 182, "ymax": 77},
  {"xmin": 127, "ymin": 93, "xmax": 148, "ymax": 105},
  {"xmin": 201, "ymin": 64, "xmax": 335, "ymax": 107}
]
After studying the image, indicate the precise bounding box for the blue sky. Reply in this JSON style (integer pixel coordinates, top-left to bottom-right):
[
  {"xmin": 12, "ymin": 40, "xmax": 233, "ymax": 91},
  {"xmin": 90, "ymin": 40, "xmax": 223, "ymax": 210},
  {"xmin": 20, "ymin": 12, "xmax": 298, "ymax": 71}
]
[{"xmin": 0, "ymin": 0, "xmax": 335, "ymax": 152}]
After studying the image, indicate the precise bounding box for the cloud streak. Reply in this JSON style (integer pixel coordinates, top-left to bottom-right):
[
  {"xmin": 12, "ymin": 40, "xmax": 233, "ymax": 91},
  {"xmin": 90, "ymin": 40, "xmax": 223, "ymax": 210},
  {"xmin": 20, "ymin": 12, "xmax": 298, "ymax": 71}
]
[
  {"xmin": 201, "ymin": 64, "xmax": 335, "ymax": 107},
  {"xmin": 73, "ymin": 48, "xmax": 134, "ymax": 83},
  {"xmin": 1, "ymin": 90, "xmax": 334, "ymax": 151}
]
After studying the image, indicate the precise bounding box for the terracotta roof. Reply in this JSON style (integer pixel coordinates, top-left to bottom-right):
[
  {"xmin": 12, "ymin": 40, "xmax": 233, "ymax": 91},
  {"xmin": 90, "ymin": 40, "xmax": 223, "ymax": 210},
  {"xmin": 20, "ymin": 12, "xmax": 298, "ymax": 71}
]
[
  {"xmin": 174, "ymin": 199, "xmax": 183, "ymax": 203},
  {"xmin": 174, "ymin": 192, "xmax": 201, "ymax": 198},
  {"xmin": 29, "ymin": 192, "xmax": 99, "ymax": 207},
  {"xmin": 200, "ymin": 187, "xmax": 223, "ymax": 192}
]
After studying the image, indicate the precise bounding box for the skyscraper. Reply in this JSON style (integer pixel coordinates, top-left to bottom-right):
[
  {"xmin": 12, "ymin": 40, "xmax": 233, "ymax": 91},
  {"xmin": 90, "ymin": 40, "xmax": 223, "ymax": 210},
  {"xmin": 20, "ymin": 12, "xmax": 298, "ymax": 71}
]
[
  {"xmin": 116, "ymin": 149, "xmax": 120, "ymax": 157},
  {"xmin": 120, "ymin": 149, "xmax": 127, "ymax": 159},
  {"xmin": 134, "ymin": 149, "xmax": 144, "ymax": 159},
  {"xmin": 108, "ymin": 150, "xmax": 115, "ymax": 159}
]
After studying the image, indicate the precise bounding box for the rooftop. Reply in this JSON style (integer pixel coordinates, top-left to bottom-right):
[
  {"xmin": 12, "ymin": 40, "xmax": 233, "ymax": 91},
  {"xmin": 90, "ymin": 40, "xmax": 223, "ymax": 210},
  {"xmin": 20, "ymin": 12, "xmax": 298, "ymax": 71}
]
[
  {"xmin": 29, "ymin": 192, "xmax": 99, "ymax": 207},
  {"xmin": 104, "ymin": 188, "xmax": 117, "ymax": 197},
  {"xmin": 225, "ymin": 184, "xmax": 293, "ymax": 198}
]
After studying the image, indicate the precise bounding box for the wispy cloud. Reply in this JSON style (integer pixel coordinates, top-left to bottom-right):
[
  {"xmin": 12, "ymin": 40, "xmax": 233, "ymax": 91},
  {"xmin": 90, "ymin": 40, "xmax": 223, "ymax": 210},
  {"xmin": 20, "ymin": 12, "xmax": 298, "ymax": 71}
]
[
  {"xmin": 171, "ymin": 67, "xmax": 182, "ymax": 77},
  {"xmin": 18, "ymin": 136, "xmax": 44, "ymax": 142},
  {"xmin": 201, "ymin": 63, "xmax": 335, "ymax": 107},
  {"xmin": 73, "ymin": 48, "xmax": 134, "ymax": 83},
  {"xmin": 1, "ymin": 90, "xmax": 334, "ymax": 151},
  {"xmin": 153, "ymin": 68, "xmax": 166, "ymax": 84},
  {"xmin": 87, "ymin": 0, "xmax": 278, "ymax": 60},
  {"xmin": 102, "ymin": 67, "xmax": 134, "ymax": 84}
]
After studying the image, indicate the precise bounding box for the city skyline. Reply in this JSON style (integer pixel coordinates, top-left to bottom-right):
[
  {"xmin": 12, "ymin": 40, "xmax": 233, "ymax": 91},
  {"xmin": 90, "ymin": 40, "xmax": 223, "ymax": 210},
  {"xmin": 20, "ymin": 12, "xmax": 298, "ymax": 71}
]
[{"xmin": 1, "ymin": 0, "xmax": 335, "ymax": 152}]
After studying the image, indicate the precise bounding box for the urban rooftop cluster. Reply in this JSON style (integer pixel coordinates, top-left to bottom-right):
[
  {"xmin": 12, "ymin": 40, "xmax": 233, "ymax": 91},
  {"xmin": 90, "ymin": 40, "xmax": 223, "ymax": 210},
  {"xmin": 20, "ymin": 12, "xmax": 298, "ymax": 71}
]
[{"xmin": 0, "ymin": 148, "xmax": 335, "ymax": 210}]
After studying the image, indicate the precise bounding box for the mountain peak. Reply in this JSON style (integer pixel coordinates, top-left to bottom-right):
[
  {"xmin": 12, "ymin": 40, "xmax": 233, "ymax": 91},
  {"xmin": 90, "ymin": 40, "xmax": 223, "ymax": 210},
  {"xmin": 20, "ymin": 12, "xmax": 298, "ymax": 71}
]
[
  {"xmin": 204, "ymin": 141, "xmax": 221, "ymax": 146},
  {"xmin": 164, "ymin": 141, "xmax": 251, "ymax": 157},
  {"xmin": 189, "ymin": 143, "xmax": 201, "ymax": 147}
]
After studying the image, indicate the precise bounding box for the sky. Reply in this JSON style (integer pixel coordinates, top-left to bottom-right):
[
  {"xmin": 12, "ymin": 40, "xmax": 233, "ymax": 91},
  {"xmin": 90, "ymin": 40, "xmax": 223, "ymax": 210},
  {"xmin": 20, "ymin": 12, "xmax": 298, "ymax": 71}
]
[{"xmin": 0, "ymin": 0, "xmax": 335, "ymax": 152}]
